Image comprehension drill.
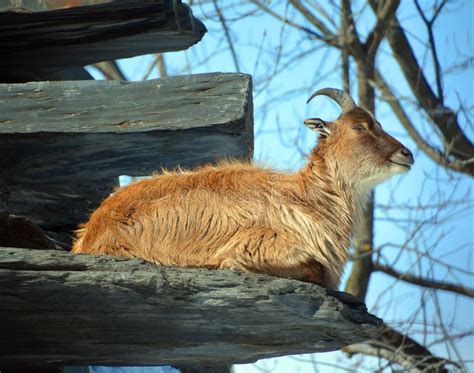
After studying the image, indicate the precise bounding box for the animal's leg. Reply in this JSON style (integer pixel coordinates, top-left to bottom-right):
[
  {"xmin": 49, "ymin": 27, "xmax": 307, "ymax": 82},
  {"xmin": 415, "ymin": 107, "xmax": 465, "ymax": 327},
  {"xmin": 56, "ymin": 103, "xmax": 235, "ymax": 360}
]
[
  {"xmin": 215, "ymin": 227, "xmax": 326, "ymax": 286},
  {"xmin": 321, "ymin": 270, "xmax": 340, "ymax": 290},
  {"xmin": 218, "ymin": 258, "xmax": 253, "ymax": 272}
]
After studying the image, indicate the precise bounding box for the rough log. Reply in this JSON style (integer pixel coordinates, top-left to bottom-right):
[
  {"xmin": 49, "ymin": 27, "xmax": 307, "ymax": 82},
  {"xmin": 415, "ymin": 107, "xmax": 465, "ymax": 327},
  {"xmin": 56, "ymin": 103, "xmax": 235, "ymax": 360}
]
[
  {"xmin": 0, "ymin": 247, "xmax": 383, "ymax": 370},
  {"xmin": 0, "ymin": 0, "xmax": 206, "ymax": 82},
  {"xmin": 0, "ymin": 73, "xmax": 253, "ymax": 242}
]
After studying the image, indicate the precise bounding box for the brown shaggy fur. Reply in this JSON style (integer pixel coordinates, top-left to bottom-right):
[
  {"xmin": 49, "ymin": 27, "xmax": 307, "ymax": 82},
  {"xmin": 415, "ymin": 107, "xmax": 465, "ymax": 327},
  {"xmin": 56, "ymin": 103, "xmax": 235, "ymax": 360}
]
[{"xmin": 72, "ymin": 107, "xmax": 412, "ymax": 289}]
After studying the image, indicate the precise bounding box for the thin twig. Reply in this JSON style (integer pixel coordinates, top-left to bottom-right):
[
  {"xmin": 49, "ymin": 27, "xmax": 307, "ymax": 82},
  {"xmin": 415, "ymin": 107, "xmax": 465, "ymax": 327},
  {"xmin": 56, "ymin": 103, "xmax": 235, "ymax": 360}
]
[
  {"xmin": 414, "ymin": 0, "xmax": 447, "ymax": 102},
  {"xmin": 212, "ymin": 0, "xmax": 241, "ymax": 72},
  {"xmin": 374, "ymin": 68, "xmax": 474, "ymax": 176},
  {"xmin": 373, "ymin": 263, "xmax": 474, "ymax": 298}
]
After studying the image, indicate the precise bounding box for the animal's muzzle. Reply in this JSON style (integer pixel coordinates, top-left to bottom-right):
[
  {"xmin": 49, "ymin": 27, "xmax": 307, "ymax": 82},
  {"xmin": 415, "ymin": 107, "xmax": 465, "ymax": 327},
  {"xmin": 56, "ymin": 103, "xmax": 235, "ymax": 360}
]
[{"xmin": 391, "ymin": 147, "xmax": 414, "ymax": 167}]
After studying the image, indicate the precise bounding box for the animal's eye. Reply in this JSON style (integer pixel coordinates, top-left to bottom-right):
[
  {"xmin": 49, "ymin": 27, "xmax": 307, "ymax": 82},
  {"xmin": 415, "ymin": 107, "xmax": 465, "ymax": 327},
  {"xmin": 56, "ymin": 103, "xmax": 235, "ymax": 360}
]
[{"xmin": 352, "ymin": 124, "xmax": 366, "ymax": 131}]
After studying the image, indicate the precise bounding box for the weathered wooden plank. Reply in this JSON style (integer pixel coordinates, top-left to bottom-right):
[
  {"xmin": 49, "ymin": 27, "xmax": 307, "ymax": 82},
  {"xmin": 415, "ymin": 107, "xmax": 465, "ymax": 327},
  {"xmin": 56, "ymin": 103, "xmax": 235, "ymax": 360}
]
[
  {"xmin": 0, "ymin": 74, "xmax": 252, "ymax": 134},
  {"xmin": 0, "ymin": 247, "xmax": 383, "ymax": 370},
  {"xmin": 0, "ymin": 0, "xmax": 206, "ymax": 82},
  {"xmin": 0, "ymin": 73, "xmax": 253, "ymax": 242}
]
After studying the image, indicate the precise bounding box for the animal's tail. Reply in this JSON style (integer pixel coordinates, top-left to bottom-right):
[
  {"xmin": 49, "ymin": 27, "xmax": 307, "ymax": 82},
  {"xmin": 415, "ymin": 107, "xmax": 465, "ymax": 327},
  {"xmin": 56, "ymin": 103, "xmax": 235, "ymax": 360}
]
[{"xmin": 70, "ymin": 224, "xmax": 86, "ymax": 253}]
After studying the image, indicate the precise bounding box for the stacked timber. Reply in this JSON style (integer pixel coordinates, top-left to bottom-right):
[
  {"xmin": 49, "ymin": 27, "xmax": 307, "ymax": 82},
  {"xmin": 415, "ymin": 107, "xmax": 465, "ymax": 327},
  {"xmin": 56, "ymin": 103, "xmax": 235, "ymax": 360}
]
[{"xmin": 0, "ymin": 0, "xmax": 248, "ymax": 248}]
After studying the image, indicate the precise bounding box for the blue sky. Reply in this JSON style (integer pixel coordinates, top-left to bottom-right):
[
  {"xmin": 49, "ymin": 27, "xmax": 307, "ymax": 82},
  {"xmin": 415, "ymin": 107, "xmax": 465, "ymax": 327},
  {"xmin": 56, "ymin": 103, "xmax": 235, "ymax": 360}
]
[{"xmin": 88, "ymin": 1, "xmax": 473, "ymax": 371}]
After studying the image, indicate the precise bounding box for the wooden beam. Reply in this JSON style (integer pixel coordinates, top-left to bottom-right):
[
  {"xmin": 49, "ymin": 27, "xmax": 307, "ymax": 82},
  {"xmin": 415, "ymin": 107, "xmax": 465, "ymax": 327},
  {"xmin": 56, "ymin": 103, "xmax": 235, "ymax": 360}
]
[
  {"xmin": 0, "ymin": 0, "xmax": 206, "ymax": 82},
  {"xmin": 0, "ymin": 247, "xmax": 383, "ymax": 370},
  {"xmin": 0, "ymin": 73, "xmax": 253, "ymax": 242}
]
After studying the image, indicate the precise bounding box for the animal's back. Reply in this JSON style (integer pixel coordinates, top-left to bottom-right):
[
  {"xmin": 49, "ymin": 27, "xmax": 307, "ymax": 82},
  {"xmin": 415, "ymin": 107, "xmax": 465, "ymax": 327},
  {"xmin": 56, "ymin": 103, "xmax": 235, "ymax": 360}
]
[
  {"xmin": 72, "ymin": 160, "xmax": 351, "ymax": 288},
  {"xmin": 72, "ymin": 162, "xmax": 297, "ymax": 267}
]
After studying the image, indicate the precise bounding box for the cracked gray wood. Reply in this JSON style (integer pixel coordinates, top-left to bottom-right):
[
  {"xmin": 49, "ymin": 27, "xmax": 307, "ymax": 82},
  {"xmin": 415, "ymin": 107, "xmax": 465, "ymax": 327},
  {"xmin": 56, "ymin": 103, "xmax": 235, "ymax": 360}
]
[
  {"xmin": 0, "ymin": 0, "xmax": 206, "ymax": 82},
  {"xmin": 0, "ymin": 247, "xmax": 383, "ymax": 370},
  {"xmin": 0, "ymin": 73, "xmax": 253, "ymax": 243}
]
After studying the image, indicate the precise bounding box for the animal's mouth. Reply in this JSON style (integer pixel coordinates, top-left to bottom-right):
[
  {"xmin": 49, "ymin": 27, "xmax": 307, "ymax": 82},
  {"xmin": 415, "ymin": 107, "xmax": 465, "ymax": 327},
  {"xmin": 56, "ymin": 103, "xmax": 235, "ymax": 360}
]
[
  {"xmin": 390, "ymin": 160, "xmax": 412, "ymax": 169},
  {"xmin": 390, "ymin": 151, "xmax": 414, "ymax": 170}
]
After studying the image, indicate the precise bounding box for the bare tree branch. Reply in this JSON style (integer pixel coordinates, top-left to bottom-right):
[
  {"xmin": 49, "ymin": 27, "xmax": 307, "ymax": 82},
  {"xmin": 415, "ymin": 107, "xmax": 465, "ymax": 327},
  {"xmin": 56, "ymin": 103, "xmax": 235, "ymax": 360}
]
[
  {"xmin": 365, "ymin": 0, "xmax": 400, "ymax": 61},
  {"xmin": 375, "ymin": 68, "xmax": 474, "ymax": 176},
  {"xmin": 250, "ymin": 0, "xmax": 329, "ymax": 43},
  {"xmin": 414, "ymin": 0, "xmax": 447, "ymax": 102},
  {"xmin": 92, "ymin": 61, "xmax": 127, "ymax": 80},
  {"xmin": 213, "ymin": 0, "xmax": 241, "ymax": 72},
  {"xmin": 369, "ymin": 2, "xmax": 474, "ymax": 165},
  {"xmin": 344, "ymin": 325, "xmax": 459, "ymax": 373},
  {"xmin": 374, "ymin": 263, "xmax": 474, "ymax": 298},
  {"xmin": 289, "ymin": 0, "xmax": 335, "ymax": 39},
  {"xmin": 287, "ymin": 0, "xmax": 340, "ymax": 47},
  {"xmin": 156, "ymin": 53, "xmax": 168, "ymax": 78},
  {"xmin": 340, "ymin": 2, "xmax": 351, "ymax": 94},
  {"xmin": 143, "ymin": 53, "xmax": 168, "ymax": 81},
  {"xmin": 340, "ymin": 0, "xmax": 366, "ymax": 61}
]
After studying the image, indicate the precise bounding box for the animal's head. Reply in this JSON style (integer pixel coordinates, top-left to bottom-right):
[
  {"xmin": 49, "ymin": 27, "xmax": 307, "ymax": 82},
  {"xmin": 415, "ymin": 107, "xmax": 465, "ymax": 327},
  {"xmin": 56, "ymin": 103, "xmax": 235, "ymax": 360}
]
[{"xmin": 305, "ymin": 88, "xmax": 413, "ymax": 189}]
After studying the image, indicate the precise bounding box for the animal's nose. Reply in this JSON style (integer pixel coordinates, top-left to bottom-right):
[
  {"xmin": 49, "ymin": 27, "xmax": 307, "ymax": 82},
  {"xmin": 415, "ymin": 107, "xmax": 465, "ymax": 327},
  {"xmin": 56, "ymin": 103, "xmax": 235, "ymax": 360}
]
[
  {"xmin": 393, "ymin": 147, "xmax": 414, "ymax": 166},
  {"xmin": 400, "ymin": 147, "xmax": 412, "ymax": 158}
]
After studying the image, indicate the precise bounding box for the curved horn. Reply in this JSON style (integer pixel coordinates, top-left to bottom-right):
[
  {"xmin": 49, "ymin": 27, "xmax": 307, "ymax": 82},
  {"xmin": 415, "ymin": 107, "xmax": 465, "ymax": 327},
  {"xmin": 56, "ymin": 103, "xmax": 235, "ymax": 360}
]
[{"xmin": 306, "ymin": 88, "xmax": 356, "ymax": 113}]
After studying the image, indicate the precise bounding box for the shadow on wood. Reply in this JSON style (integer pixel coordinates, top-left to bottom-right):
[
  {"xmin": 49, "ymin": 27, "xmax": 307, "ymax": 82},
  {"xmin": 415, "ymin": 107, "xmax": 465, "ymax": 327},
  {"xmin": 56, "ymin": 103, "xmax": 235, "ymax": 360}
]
[{"xmin": 0, "ymin": 247, "xmax": 383, "ymax": 371}]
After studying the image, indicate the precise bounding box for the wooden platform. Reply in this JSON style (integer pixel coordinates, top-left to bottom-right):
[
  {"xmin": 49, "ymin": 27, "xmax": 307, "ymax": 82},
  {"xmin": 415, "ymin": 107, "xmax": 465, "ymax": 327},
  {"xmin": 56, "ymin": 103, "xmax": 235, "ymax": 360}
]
[{"xmin": 0, "ymin": 247, "xmax": 383, "ymax": 370}]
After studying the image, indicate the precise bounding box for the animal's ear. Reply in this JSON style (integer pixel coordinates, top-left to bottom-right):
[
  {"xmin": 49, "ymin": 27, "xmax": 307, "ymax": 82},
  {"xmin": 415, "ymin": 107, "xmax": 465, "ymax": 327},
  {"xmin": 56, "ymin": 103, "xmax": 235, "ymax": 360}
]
[{"xmin": 304, "ymin": 118, "xmax": 332, "ymax": 136}]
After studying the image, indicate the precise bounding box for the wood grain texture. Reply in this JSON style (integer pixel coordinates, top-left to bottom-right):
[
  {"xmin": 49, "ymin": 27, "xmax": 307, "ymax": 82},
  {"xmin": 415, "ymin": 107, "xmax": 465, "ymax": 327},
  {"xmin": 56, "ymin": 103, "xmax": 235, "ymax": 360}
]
[
  {"xmin": 0, "ymin": 73, "xmax": 253, "ymax": 240},
  {"xmin": 0, "ymin": 0, "xmax": 206, "ymax": 82},
  {"xmin": 0, "ymin": 74, "xmax": 252, "ymax": 134},
  {"xmin": 0, "ymin": 247, "xmax": 383, "ymax": 370}
]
